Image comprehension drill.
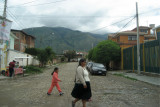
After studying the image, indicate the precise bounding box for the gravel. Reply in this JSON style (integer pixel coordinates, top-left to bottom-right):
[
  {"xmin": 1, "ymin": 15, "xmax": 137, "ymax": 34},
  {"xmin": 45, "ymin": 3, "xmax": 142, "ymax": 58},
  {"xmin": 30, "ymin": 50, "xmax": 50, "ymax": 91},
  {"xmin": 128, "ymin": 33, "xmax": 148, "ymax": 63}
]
[{"xmin": 0, "ymin": 62, "xmax": 159, "ymax": 107}]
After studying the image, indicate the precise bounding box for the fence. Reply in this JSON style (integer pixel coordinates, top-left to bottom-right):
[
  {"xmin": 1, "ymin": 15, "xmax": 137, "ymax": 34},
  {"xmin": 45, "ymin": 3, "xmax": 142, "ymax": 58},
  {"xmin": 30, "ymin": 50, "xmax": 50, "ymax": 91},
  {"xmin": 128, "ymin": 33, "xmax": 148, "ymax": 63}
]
[{"xmin": 122, "ymin": 40, "xmax": 160, "ymax": 74}]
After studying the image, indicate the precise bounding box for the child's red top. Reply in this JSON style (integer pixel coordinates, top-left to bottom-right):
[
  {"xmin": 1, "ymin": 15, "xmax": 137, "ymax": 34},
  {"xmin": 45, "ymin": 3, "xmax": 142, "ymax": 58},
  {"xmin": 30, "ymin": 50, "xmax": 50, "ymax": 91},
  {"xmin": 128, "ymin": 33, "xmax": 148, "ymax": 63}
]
[{"xmin": 52, "ymin": 72, "xmax": 61, "ymax": 83}]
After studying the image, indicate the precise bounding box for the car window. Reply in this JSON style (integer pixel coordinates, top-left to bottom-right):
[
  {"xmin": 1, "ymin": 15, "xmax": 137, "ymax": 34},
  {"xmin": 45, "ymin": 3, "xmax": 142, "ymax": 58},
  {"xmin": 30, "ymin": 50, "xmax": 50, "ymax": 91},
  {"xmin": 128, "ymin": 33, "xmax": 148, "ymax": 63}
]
[{"xmin": 93, "ymin": 63, "xmax": 105, "ymax": 68}]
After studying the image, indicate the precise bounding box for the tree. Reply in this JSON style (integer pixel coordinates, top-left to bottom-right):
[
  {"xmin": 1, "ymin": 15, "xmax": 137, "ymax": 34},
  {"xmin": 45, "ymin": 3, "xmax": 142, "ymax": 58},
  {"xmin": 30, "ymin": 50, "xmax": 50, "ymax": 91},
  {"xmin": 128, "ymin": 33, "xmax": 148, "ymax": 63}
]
[
  {"xmin": 88, "ymin": 49, "xmax": 94, "ymax": 60},
  {"xmin": 25, "ymin": 48, "xmax": 38, "ymax": 56},
  {"xmin": 64, "ymin": 50, "xmax": 76, "ymax": 62},
  {"xmin": 88, "ymin": 40, "xmax": 120, "ymax": 69},
  {"xmin": 37, "ymin": 49, "xmax": 48, "ymax": 67},
  {"xmin": 25, "ymin": 47, "xmax": 56, "ymax": 67}
]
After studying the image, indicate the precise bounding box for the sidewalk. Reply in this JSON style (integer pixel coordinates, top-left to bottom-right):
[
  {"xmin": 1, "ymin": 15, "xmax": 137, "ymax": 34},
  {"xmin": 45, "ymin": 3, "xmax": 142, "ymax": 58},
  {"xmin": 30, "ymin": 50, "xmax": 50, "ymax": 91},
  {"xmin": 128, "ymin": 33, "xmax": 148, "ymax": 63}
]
[
  {"xmin": 0, "ymin": 75, "xmax": 9, "ymax": 80},
  {"xmin": 109, "ymin": 71, "xmax": 160, "ymax": 86}
]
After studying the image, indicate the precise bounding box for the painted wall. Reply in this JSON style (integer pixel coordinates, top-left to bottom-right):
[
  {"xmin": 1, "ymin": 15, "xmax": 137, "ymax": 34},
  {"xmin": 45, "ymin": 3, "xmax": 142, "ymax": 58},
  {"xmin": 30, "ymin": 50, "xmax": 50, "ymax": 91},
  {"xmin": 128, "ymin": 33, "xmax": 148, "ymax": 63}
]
[
  {"xmin": 9, "ymin": 33, "xmax": 15, "ymax": 50},
  {"xmin": 0, "ymin": 42, "xmax": 8, "ymax": 70},
  {"xmin": 7, "ymin": 49, "xmax": 39, "ymax": 67}
]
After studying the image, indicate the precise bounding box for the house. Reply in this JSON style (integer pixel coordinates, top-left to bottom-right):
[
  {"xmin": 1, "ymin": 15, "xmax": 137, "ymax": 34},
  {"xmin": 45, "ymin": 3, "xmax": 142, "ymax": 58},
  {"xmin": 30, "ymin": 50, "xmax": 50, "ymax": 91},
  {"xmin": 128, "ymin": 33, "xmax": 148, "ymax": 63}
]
[
  {"xmin": 9, "ymin": 32, "xmax": 18, "ymax": 49},
  {"xmin": 108, "ymin": 31, "xmax": 146, "ymax": 48},
  {"xmin": 108, "ymin": 26, "xmax": 156, "ymax": 48},
  {"xmin": 11, "ymin": 30, "xmax": 35, "ymax": 52},
  {"xmin": 155, "ymin": 25, "xmax": 160, "ymax": 40}
]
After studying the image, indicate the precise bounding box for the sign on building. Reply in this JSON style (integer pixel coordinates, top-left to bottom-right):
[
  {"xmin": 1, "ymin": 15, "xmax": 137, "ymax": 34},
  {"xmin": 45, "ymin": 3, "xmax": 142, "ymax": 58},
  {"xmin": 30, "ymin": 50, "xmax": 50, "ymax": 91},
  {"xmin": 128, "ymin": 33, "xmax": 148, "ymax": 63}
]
[{"xmin": 0, "ymin": 19, "xmax": 12, "ymax": 41}]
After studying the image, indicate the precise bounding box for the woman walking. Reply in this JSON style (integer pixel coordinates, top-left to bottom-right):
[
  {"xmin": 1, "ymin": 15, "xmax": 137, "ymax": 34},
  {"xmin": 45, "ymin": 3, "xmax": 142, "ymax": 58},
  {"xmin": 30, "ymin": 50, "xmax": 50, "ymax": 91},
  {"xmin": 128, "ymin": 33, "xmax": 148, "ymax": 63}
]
[
  {"xmin": 71, "ymin": 59, "xmax": 92, "ymax": 107},
  {"xmin": 47, "ymin": 67, "xmax": 64, "ymax": 96}
]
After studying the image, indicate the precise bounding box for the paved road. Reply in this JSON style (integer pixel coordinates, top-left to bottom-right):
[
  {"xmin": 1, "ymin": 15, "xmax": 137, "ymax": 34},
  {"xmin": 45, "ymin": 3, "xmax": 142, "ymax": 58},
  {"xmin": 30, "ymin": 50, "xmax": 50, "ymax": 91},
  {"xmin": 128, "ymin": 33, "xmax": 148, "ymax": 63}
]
[{"xmin": 0, "ymin": 62, "xmax": 159, "ymax": 107}]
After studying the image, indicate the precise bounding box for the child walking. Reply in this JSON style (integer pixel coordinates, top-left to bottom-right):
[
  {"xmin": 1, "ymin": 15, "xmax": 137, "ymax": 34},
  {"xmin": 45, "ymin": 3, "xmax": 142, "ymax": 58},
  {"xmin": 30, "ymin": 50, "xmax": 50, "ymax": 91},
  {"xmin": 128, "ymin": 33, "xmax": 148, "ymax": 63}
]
[{"xmin": 47, "ymin": 67, "xmax": 64, "ymax": 96}]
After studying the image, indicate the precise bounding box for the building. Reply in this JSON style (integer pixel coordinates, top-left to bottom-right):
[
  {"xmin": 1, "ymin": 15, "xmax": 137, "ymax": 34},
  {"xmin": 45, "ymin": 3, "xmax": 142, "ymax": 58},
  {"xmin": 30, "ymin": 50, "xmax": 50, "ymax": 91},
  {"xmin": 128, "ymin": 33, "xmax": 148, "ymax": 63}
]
[
  {"xmin": 108, "ymin": 26, "xmax": 156, "ymax": 48},
  {"xmin": 9, "ymin": 32, "xmax": 18, "ymax": 49},
  {"xmin": 155, "ymin": 25, "xmax": 160, "ymax": 40},
  {"xmin": 11, "ymin": 30, "xmax": 35, "ymax": 52}
]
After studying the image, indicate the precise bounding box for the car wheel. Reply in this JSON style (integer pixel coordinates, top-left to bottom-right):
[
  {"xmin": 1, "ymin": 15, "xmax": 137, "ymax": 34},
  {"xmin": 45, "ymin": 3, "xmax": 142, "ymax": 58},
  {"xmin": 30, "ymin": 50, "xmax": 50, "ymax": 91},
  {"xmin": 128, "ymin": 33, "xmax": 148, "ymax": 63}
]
[{"xmin": 104, "ymin": 73, "xmax": 106, "ymax": 76}]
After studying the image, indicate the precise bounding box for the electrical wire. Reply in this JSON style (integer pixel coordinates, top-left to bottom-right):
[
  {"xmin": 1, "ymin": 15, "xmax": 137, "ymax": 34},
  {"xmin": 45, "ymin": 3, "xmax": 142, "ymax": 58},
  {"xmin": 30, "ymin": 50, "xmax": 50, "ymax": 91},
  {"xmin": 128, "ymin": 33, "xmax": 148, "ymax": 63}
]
[
  {"xmin": 8, "ymin": 0, "xmax": 39, "ymax": 7},
  {"xmin": 89, "ymin": 15, "xmax": 135, "ymax": 33},
  {"xmin": 7, "ymin": 10, "xmax": 25, "ymax": 29},
  {"xmin": 4, "ymin": 0, "xmax": 67, "ymax": 8},
  {"xmin": 7, "ymin": 9, "xmax": 28, "ymax": 28},
  {"xmin": 114, "ymin": 16, "xmax": 136, "ymax": 36}
]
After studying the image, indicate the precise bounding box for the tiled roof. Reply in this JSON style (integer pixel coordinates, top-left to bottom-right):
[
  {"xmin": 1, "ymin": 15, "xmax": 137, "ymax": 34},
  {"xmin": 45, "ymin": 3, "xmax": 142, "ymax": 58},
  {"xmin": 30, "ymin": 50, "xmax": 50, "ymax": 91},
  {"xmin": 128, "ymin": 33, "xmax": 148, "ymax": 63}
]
[{"xmin": 11, "ymin": 29, "xmax": 36, "ymax": 39}]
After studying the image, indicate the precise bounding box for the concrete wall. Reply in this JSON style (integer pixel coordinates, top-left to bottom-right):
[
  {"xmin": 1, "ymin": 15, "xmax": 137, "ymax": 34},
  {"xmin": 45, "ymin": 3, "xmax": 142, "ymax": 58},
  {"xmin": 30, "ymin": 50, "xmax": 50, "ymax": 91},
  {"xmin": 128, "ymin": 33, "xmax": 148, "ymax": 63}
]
[
  {"xmin": 9, "ymin": 33, "xmax": 15, "ymax": 50},
  {"xmin": 7, "ymin": 49, "xmax": 39, "ymax": 67},
  {"xmin": 0, "ymin": 42, "xmax": 8, "ymax": 70}
]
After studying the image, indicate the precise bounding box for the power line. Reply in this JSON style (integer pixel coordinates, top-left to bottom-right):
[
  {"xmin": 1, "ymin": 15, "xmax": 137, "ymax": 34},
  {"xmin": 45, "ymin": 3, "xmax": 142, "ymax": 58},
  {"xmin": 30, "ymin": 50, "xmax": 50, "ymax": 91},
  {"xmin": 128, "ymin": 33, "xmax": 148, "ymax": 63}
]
[
  {"xmin": 10, "ymin": 15, "xmax": 133, "ymax": 19},
  {"xmin": 89, "ymin": 15, "xmax": 135, "ymax": 33},
  {"xmin": 114, "ymin": 16, "xmax": 136, "ymax": 36},
  {"xmin": 139, "ymin": 7, "xmax": 160, "ymax": 16},
  {"xmin": 8, "ymin": 0, "xmax": 39, "ymax": 7},
  {"xmin": 4, "ymin": 0, "xmax": 67, "ymax": 8},
  {"xmin": 6, "ymin": 10, "xmax": 25, "ymax": 29},
  {"xmin": 7, "ymin": 9, "xmax": 28, "ymax": 29},
  {"xmin": 7, "ymin": 12, "xmax": 23, "ymax": 29}
]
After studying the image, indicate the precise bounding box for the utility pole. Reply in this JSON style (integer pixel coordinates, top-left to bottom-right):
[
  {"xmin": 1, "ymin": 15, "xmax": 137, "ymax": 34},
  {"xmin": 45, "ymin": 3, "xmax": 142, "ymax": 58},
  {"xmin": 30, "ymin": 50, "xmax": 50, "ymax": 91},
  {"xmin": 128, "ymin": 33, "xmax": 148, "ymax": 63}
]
[
  {"xmin": 3, "ymin": 0, "xmax": 7, "ymax": 19},
  {"xmin": 136, "ymin": 2, "xmax": 141, "ymax": 74},
  {"xmin": 0, "ymin": 0, "xmax": 8, "ymax": 71}
]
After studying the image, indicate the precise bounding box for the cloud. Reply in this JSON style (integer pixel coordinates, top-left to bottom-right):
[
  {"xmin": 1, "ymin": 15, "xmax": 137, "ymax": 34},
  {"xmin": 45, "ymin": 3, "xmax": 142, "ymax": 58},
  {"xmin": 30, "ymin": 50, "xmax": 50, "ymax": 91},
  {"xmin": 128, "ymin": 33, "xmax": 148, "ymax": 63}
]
[{"xmin": 0, "ymin": 0, "xmax": 159, "ymax": 34}]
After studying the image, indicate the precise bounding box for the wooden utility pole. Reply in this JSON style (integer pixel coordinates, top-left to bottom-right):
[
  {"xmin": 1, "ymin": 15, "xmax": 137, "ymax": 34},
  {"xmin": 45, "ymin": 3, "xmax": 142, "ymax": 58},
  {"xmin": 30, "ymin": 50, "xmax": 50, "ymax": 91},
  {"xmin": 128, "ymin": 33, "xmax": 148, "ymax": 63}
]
[{"xmin": 136, "ymin": 2, "xmax": 141, "ymax": 74}]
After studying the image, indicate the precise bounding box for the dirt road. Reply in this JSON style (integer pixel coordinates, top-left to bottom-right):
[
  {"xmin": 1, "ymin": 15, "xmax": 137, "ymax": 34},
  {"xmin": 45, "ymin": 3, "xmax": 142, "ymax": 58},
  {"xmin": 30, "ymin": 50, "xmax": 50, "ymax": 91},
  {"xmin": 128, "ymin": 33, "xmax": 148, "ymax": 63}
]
[{"xmin": 0, "ymin": 62, "xmax": 159, "ymax": 107}]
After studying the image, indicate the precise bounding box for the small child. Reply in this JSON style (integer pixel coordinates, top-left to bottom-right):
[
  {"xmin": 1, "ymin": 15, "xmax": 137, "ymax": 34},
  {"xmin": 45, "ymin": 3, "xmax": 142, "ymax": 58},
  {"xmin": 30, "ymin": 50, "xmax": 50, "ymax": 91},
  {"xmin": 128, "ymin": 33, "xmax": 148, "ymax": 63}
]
[{"xmin": 47, "ymin": 67, "xmax": 64, "ymax": 96}]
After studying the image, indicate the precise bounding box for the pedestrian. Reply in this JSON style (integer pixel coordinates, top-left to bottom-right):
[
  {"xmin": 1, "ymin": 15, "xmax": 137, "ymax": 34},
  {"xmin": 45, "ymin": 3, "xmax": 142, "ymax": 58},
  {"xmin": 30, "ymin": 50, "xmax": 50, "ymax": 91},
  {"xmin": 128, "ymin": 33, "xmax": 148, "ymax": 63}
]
[
  {"xmin": 47, "ymin": 67, "xmax": 64, "ymax": 96},
  {"xmin": 71, "ymin": 58, "xmax": 92, "ymax": 107},
  {"xmin": 9, "ymin": 60, "xmax": 16, "ymax": 77}
]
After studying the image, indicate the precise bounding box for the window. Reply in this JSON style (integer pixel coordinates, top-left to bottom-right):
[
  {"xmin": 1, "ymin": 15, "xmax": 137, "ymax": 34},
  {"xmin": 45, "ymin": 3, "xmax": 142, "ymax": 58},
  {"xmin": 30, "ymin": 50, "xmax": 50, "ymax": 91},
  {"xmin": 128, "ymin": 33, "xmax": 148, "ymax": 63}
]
[
  {"xmin": 128, "ymin": 36, "xmax": 137, "ymax": 41},
  {"xmin": 140, "ymin": 29, "xmax": 148, "ymax": 33}
]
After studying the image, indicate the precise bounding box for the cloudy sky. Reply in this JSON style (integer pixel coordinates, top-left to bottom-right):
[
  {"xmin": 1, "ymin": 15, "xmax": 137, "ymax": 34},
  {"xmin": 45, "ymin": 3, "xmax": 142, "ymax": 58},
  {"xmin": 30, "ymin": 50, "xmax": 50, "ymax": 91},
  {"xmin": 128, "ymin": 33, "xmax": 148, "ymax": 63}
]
[{"xmin": 0, "ymin": 0, "xmax": 160, "ymax": 34}]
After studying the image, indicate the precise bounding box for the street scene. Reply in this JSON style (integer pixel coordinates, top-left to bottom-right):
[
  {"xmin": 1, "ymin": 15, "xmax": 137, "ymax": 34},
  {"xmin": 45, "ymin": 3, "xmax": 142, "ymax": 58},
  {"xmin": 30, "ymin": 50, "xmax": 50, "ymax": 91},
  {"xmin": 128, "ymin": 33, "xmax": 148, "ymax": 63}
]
[
  {"xmin": 0, "ymin": 63, "xmax": 159, "ymax": 107},
  {"xmin": 0, "ymin": 0, "xmax": 160, "ymax": 107}
]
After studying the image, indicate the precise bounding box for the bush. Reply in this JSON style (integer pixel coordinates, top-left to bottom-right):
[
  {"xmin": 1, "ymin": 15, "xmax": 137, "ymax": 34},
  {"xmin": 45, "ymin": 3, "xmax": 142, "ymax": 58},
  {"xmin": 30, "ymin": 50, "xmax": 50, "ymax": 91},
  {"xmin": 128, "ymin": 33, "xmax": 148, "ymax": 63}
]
[{"xmin": 25, "ymin": 65, "xmax": 43, "ymax": 74}]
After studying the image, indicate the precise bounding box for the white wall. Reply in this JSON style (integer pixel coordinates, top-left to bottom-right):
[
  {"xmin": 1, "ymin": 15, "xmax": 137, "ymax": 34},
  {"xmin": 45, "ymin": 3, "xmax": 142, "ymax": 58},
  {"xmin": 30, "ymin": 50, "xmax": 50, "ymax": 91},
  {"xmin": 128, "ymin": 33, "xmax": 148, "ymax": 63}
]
[
  {"xmin": 0, "ymin": 42, "xmax": 7, "ymax": 70},
  {"xmin": 7, "ymin": 49, "xmax": 39, "ymax": 66}
]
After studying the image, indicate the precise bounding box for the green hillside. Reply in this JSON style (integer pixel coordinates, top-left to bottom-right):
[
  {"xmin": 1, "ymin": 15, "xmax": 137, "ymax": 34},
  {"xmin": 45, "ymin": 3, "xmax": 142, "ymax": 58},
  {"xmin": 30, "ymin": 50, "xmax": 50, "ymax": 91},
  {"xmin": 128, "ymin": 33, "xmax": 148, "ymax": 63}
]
[{"xmin": 23, "ymin": 27, "xmax": 107, "ymax": 54}]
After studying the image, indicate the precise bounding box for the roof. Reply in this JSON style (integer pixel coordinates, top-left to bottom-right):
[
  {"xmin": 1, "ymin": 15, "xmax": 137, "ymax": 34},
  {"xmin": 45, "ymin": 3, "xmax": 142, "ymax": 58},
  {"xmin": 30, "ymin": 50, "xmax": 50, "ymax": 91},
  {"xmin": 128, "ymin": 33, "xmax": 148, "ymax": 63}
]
[
  {"xmin": 132, "ymin": 26, "xmax": 150, "ymax": 31},
  {"xmin": 11, "ymin": 29, "xmax": 36, "ymax": 39},
  {"xmin": 108, "ymin": 34, "xmax": 114, "ymax": 37},
  {"xmin": 144, "ymin": 35, "xmax": 156, "ymax": 38},
  {"xmin": 10, "ymin": 32, "xmax": 18, "ymax": 39},
  {"xmin": 153, "ymin": 25, "xmax": 160, "ymax": 30},
  {"xmin": 112, "ymin": 30, "xmax": 146, "ymax": 38}
]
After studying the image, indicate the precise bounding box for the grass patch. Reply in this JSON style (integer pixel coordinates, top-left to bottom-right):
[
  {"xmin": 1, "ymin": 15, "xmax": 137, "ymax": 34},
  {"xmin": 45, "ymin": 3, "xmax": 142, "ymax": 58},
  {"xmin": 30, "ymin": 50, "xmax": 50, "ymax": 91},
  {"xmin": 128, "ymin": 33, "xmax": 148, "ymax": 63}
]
[
  {"xmin": 24, "ymin": 65, "xmax": 44, "ymax": 74},
  {"xmin": 113, "ymin": 73, "xmax": 137, "ymax": 81}
]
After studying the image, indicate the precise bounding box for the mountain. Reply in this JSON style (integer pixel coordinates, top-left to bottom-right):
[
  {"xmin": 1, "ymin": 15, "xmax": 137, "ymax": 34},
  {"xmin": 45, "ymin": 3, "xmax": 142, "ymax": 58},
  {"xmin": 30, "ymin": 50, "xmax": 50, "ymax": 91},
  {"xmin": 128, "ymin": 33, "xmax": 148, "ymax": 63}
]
[{"xmin": 23, "ymin": 27, "xmax": 108, "ymax": 54}]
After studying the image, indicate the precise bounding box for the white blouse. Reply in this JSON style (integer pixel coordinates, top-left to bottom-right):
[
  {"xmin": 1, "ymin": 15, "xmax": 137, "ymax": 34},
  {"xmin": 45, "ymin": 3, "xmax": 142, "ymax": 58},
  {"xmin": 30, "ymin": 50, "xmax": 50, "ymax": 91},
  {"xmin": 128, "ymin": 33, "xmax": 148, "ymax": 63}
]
[{"xmin": 82, "ymin": 67, "xmax": 90, "ymax": 82}]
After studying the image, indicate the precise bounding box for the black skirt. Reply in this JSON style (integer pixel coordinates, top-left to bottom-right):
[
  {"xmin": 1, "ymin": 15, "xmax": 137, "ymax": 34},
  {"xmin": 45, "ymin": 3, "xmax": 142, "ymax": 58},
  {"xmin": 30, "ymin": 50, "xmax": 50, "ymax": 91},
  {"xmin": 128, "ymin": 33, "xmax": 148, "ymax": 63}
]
[{"xmin": 71, "ymin": 82, "xmax": 92, "ymax": 100}]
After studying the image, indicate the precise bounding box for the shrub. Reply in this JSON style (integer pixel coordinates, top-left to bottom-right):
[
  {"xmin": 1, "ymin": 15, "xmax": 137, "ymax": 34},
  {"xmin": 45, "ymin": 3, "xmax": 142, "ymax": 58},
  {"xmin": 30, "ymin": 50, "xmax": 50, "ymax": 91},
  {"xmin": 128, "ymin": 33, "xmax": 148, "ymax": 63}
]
[{"xmin": 25, "ymin": 65, "xmax": 43, "ymax": 74}]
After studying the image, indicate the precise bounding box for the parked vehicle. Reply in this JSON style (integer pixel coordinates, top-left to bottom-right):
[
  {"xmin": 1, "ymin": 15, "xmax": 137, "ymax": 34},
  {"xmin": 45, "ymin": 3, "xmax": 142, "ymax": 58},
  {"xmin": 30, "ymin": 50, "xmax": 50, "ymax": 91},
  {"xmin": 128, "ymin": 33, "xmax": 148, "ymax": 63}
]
[
  {"xmin": 90, "ymin": 63, "xmax": 107, "ymax": 76},
  {"xmin": 86, "ymin": 62, "xmax": 93, "ymax": 71}
]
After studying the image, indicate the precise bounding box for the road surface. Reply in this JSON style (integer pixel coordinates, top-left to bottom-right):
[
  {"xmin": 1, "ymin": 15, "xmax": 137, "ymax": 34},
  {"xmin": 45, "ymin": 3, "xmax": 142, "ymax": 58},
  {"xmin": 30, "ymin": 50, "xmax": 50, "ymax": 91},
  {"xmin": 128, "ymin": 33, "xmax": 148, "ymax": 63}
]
[{"xmin": 0, "ymin": 62, "xmax": 159, "ymax": 107}]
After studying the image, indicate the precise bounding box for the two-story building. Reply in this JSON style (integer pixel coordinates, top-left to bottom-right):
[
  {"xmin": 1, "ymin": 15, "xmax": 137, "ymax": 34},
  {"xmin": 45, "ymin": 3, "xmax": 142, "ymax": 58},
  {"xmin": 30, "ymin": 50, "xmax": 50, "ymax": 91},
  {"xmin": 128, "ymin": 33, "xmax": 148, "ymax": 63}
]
[
  {"xmin": 108, "ymin": 26, "xmax": 156, "ymax": 48},
  {"xmin": 11, "ymin": 30, "xmax": 35, "ymax": 52}
]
